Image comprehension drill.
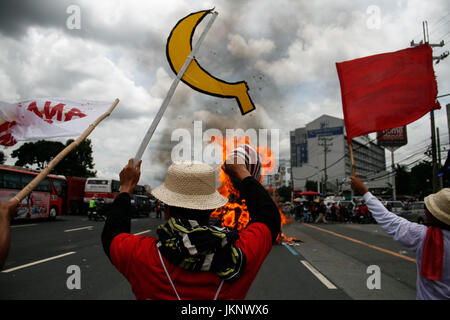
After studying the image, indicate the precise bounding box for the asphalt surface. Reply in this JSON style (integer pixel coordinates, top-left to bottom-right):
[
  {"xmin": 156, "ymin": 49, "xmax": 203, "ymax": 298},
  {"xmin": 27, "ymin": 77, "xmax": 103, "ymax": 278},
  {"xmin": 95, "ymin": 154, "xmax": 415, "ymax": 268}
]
[{"xmin": 0, "ymin": 214, "xmax": 417, "ymax": 300}]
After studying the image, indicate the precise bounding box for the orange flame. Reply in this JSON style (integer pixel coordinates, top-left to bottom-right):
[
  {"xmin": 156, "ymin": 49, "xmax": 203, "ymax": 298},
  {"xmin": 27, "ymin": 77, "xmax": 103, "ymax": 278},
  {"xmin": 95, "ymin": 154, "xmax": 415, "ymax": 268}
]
[{"xmin": 209, "ymin": 136, "xmax": 296, "ymax": 244}]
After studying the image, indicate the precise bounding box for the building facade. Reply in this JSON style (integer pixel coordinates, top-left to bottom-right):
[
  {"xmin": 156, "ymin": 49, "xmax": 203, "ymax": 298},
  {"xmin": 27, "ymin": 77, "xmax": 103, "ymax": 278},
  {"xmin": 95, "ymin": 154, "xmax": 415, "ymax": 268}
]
[{"xmin": 290, "ymin": 115, "xmax": 388, "ymax": 194}]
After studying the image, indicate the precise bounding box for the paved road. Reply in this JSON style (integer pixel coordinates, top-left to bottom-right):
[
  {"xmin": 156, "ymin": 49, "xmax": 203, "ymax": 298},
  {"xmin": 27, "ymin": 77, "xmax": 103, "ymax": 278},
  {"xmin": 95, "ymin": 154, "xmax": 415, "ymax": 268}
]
[{"xmin": 0, "ymin": 215, "xmax": 417, "ymax": 300}]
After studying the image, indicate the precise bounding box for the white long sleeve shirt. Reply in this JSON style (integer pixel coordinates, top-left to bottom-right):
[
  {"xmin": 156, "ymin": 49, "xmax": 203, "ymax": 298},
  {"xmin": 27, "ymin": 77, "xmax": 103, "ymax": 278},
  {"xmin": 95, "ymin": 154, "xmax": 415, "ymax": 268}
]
[{"xmin": 363, "ymin": 192, "xmax": 450, "ymax": 300}]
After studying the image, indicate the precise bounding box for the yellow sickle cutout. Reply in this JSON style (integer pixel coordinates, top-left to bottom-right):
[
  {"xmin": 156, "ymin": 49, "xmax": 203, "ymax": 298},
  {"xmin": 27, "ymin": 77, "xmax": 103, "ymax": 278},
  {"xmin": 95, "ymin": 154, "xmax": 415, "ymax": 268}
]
[{"xmin": 166, "ymin": 9, "xmax": 256, "ymax": 115}]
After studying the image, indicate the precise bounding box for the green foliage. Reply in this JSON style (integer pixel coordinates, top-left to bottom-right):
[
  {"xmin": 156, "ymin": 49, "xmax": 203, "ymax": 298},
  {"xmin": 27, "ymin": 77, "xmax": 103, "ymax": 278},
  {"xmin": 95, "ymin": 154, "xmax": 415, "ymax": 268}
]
[
  {"xmin": 11, "ymin": 139, "xmax": 96, "ymax": 177},
  {"xmin": 395, "ymin": 161, "xmax": 433, "ymax": 200},
  {"xmin": 276, "ymin": 185, "xmax": 292, "ymax": 202},
  {"xmin": 305, "ymin": 180, "xmax": 318, "ymax": 192}
]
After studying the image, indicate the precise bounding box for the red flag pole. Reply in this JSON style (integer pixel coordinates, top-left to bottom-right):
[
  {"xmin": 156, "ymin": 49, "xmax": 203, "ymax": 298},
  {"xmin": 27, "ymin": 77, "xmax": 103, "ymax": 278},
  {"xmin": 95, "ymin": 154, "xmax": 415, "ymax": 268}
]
[{"xmin": 8, "ymin": 98, "xmax": 120, "ymax": 205}]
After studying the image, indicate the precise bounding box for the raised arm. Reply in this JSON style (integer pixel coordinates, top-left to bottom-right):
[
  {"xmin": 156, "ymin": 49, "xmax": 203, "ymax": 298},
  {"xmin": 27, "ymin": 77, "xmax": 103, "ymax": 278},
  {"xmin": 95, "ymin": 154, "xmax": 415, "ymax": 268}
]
[
  {"xmin": 0, "ymin": 201, "xmax": 19, "ymax": 270},
  {"xmin": 351, "ymin": 175, "xmax": 426, "ymax": 251},
  {"xmin": 223, "ymin": 160, "xmax": 281, "ymax": 243},
  {"xmin": 101, "ymin": 159, "xmax": 141, "ymax": 260}
]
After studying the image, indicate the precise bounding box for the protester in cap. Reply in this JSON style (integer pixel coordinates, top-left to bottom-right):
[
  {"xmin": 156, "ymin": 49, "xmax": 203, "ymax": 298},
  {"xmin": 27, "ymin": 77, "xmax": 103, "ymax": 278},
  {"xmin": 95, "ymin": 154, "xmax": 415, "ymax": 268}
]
[
  {"xmin": 351, "ymin": 175, "xmax": 450, "ymax": 300},
  {"xmin": 0, "ymin": 200, "xmax": 19, "ymax": 270},
  {"xmin": 102, "ymin": 155, "xmax": 281, "ymax": 300}
]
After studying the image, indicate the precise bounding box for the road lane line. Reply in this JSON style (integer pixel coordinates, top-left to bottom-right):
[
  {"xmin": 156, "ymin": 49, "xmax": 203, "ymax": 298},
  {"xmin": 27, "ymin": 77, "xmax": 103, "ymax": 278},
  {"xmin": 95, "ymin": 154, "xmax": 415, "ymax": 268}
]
[
  {"xmin": 300, "ymin": 260, "xmax": 337, "ymax": 290},
  {"xmin": 282, "ymin": 242, "xmax": 299, "ymax": 256},
  {"xmin": 64, "ymin": 226, "xmax": 93, "ymax": 232},
  {"xmin": 134, "ymin": 229, "xmax": 151, "ymax": 236},
  {"xmin": 302, "ymin": 223, "xmax": 416, "ymax": 263},
  {"xmin": 1, "ymin": 252, "xmax": 77, "ymax": 273},
  {"xmin": 11, "ymin": 224, "xmax": 37, "ymax": 228}
]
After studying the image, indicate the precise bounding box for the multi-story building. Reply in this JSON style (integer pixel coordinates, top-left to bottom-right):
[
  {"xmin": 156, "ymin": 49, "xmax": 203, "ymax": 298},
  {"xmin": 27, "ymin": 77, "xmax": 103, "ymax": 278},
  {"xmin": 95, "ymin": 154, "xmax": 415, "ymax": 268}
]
[{"xmin": 290, "ymin": 114, "xmax": 389, "ymax": 194}]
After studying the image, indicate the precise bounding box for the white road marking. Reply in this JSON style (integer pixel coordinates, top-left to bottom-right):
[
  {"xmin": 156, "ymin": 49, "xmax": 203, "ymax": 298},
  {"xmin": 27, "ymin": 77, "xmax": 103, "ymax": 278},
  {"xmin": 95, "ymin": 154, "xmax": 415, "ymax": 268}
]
[
  {"xmin": 64, "ymin": 226, "xmax": 93, "ymax": 232},
  {"xmin": 11, "ymin": 224, "xmax": 37, "ymax": 228},
  {"xmin": 1, "ymin": 252, "xmax": 77, "ymax": 273},
  {"xmin": 300, "ymin": 260, "xmax": 337, "ymax": 289},
  {"xmin": 134, "ymin": 229, "xmax": 151, "ymax": 236}
]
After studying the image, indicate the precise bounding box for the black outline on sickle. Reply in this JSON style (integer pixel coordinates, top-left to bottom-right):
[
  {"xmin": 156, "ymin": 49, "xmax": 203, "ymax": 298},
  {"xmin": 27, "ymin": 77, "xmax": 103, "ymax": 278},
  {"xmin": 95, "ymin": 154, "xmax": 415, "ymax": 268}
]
[{"xmin": 166, "ymin": 9, "xmax": 256, "ymax": 115}]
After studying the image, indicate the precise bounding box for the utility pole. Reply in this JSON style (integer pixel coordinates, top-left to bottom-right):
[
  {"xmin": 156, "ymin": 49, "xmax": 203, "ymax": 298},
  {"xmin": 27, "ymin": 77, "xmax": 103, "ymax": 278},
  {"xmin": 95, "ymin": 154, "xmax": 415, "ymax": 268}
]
[
  {"xmin": 389, "ymin": 147, "xmax": 397, "ymax": 201},
  {"xmin": 437, "ymin": 127, "xmax": 443, "ymax": 189},
  {"xmin": 447, "ymin": 104, "xmax": 450, "ymax": 145},
  {"xmin": 318, "ymin": 136, "xmax": 333, "ymax": 195},
  {"xmin": 410, "ymin": 21, "xmax": 447, "ymax": 193}
]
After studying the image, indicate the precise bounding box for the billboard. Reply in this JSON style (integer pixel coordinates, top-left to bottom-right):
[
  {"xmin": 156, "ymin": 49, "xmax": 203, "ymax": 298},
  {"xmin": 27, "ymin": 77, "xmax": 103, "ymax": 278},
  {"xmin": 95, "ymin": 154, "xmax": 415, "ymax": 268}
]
[{"xmin": 377, "ymin": 126, "xmax": 408, "ymax": 148}]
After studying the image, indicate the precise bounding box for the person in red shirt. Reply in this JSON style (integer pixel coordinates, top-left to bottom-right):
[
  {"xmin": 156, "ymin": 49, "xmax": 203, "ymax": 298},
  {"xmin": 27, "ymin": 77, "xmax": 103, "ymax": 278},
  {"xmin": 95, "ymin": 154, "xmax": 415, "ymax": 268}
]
[{"xmin": 102, "ymin": 157, "xmax": 281, "ymax": 300}]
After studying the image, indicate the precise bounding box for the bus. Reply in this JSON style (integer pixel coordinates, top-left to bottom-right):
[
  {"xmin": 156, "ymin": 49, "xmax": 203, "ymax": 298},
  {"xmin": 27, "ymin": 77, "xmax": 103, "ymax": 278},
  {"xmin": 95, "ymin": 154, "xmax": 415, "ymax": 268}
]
[
  {"xmin": 0, "ymin": 165, "xmax": 66, "ymax": 220},
  {"xmin": 84, "ymin": 178, "xmax": 121, "ymax": 205},
  {"xmin": 65, "ymin": 176, "xmax": 87, "ymax": 215}
]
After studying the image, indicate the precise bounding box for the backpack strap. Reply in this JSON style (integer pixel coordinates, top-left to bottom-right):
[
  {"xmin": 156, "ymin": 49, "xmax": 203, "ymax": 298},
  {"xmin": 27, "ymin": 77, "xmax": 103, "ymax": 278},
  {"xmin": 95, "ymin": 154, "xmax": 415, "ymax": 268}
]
[{"xmin": 158, "ymin": 249, "xmax": 224, "ymax": 300}]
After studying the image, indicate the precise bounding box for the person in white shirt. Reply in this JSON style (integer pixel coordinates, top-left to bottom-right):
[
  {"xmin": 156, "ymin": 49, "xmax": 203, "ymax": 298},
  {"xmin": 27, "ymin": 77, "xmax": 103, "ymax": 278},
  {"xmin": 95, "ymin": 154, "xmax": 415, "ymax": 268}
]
[{"xmin": 351, "ymin": 175, "xmax": 450, "ymax": 300}]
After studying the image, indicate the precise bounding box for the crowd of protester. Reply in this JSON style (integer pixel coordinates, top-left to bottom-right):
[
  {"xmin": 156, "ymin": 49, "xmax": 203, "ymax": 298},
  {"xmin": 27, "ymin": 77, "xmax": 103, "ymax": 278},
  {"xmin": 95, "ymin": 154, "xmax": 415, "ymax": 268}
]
[{"xmin": 291, "ymin": 199, "xmax": 375, "ymax": 224}]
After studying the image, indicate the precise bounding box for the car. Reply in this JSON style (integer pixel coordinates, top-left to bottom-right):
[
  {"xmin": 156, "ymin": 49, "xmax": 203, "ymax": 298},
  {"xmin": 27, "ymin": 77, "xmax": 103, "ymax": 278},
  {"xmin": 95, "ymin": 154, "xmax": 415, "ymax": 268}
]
[
  {"xmin": 383, "ymin": 201, "xmax": 405, "ymax": 215},
  {"xmin": 401, "ymin": 201, "xmax": 426, "ymax": 224}
]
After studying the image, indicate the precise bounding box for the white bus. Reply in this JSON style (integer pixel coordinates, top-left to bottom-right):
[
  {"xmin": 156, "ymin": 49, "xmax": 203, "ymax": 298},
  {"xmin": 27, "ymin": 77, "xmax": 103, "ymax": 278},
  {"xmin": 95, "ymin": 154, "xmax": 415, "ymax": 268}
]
[{"xmin": 84, "ymin": 178, "xmax": 121, "ymax": 205}]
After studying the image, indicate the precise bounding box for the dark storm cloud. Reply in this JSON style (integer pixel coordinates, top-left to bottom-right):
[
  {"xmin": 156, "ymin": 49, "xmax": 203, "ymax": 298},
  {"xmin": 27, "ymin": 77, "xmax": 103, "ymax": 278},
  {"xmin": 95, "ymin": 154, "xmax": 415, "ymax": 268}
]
[
  {"xmin": 0, "ymin": 0, "xmax": 72, "ymax": 37},
  {"xmin": 0, "ymin": 0, "xmax": 165, "ymax": 50}
]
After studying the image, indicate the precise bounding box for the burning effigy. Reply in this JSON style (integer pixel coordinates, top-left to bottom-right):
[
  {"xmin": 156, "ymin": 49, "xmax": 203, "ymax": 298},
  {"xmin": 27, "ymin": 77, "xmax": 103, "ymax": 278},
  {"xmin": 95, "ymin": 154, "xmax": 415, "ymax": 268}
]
[{"xmin": 209, "ymin": 136, "xmax": 298, "ymax": 245}]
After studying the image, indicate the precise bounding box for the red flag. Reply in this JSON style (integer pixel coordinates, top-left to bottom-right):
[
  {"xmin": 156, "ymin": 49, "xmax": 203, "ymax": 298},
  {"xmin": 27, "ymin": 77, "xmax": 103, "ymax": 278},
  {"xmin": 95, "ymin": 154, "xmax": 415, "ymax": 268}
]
[{"xmin": 336, "ymin": 44, "xmax": 440, "ymax": 144}]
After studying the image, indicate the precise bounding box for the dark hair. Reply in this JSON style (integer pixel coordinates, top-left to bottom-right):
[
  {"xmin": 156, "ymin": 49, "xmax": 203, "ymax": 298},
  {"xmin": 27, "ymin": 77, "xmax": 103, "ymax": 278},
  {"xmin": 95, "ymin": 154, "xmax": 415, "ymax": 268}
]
[
  {"xmin": 168, "ymin": 206, "xmax": 213, "ymax": 224},
  {"xmin": 424, "ymin": 206, "xmax": 450, "ymax": 231}
]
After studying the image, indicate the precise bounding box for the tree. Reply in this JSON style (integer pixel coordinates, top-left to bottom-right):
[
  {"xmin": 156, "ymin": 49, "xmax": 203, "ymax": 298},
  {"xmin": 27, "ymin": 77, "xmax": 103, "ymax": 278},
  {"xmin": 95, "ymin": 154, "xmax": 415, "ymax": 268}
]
[
  {"xmin": 305, "ymin": 180, "xmax": 318, "ymax": 192},
  {"xmin": 395, "ymin": 164, "xmax": 411, "ymax": 196},
  {"xmin": 0, "ymin": 151, "xmax": 5, "ymax": 164},
  {"xmin": 11, "ymin": 140, "xmax": 64, "ymax": 169},
  {"xmin": 410, "ymin": 161, "xmax": 433, "ymax": 199},
  {"xmin": 11, "ymin": 139, "xmax": 96, "ymax": 177},
  {"xmin": 276, "ymin": 185, "xmax": 292, "ymax": 202},
  {"xmin": 58, "ymin": 139, "xmax": 96, "ymax": 177}
]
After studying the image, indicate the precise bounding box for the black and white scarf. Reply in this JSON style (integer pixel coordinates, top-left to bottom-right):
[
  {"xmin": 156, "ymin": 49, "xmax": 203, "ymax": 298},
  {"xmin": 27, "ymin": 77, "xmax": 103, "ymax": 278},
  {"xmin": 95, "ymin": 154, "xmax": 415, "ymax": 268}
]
[{"xmin": 157, "ymin": 218, "xmax": 246, "ymax": 283}]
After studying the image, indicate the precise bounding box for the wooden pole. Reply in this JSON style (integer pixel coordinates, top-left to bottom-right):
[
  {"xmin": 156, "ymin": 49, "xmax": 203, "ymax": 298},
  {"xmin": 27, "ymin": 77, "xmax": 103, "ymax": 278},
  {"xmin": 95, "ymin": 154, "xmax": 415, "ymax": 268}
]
[
  {"xmin": 349, "ymin": 142, "xmax": 357, "ymax": 176},
  {"xmin": 8, "ymin": 98, "xmax": 120, "ymax": 205}
]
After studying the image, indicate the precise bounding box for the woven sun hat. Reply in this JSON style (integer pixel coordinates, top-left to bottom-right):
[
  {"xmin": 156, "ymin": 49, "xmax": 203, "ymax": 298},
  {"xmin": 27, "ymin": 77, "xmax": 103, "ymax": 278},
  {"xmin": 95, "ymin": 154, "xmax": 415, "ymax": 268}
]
[
  {"xmin": 424, "ymin": 188, "xmax": 450, "ymax": 226},
  {"xmin": 151, "ymin": 161, "xmax": 228, "ymax": 210}
]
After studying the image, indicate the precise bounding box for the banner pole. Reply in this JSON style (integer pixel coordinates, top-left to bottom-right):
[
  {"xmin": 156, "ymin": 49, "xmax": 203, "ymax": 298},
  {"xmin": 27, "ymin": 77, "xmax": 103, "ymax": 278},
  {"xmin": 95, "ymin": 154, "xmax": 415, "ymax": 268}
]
[
  {"xmin": 8, "ymin": 98, "xmax": 120, "ymax": 205},
  {"xmin": 349, "ymin": 142, "xmax": 357, "ymax": 176},
  {"xmin": 133, "ymin": 11, "xmax": 218, "ymax": 167}
]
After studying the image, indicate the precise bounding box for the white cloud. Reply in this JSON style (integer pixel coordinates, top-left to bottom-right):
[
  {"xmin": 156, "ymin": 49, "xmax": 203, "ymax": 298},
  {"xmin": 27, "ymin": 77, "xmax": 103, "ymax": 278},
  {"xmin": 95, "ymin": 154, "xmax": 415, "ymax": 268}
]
[{"xmin": 227, "ymin": 34, "xmax": 275, "ymax": 58}]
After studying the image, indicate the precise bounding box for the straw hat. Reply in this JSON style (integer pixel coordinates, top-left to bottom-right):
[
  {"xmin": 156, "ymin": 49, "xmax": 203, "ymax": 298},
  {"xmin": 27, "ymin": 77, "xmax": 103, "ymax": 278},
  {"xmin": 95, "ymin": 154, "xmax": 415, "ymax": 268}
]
[
  {"xmin": 151, "ymin": 161, "xmax": 228, "ymax": 210},
  {"xmin": 424, "ymin": 188, "xmax": 450, "ymax": 226}
]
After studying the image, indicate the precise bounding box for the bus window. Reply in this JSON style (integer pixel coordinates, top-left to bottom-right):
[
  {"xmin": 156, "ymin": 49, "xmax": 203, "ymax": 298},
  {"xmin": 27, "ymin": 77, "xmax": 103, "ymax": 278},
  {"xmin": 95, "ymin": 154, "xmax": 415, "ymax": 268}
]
[
  {"xmin": 35, "ymin": 178, "xmax": 52, "ymax": 192},
  {"xmin": 87, "ymin": 180, "xmax": 108, "ymax": 185},
  {"xmin": 111, "ymin": 180, "xmax": 121, "ymax": 193},
  {"xmin": 52, "ymin": 179, "xmax": 67, "ymax": 197},
  {"xmin": 21, "ymin": 174, "xmax": 34, "ymax": 189},
  {"xmin": 3, "ymin": 173, "xmax": 21, "ymax": 189}
]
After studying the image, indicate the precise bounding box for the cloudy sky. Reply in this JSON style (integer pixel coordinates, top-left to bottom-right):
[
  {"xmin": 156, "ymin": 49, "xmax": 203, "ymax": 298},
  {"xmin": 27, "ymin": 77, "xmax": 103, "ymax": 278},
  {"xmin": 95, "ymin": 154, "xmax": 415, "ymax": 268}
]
[{"xmin": 0, "ymin": 0, "xmax": 449, "ymax": 188}]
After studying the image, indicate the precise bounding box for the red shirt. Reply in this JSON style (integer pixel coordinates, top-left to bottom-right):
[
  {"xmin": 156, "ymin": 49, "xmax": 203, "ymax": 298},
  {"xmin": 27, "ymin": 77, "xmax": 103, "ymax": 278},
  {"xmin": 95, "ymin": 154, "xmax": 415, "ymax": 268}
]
[{"xmin": 110, "ymin": 222, "xmax": 272, "ymax": 300}]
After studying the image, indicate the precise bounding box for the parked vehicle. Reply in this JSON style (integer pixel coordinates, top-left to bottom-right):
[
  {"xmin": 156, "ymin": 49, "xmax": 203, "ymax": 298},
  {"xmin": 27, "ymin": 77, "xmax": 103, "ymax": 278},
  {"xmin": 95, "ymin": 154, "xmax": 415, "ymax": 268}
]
[
  {"xmin": 401, "ymin": 201, "xmax": 426, "ymax": 224},
  {"xmin": 383, "ymin": 201, "xmax": 405, "ymax": 215},
  {"xmin": 0, "ymin": 165, "xmax": 65, "ymax": 220},
  {"xmin": 131, "ymin": 194, "xmax": 152, "ymax": 217}
]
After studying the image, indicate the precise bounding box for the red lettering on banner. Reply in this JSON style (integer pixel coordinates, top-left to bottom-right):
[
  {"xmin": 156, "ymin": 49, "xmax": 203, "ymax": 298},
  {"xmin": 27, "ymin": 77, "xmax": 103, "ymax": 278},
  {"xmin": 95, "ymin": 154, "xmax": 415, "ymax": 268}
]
[
  {"xmin": 0, "ymin": 121, "xmax": 17, "ymax": 146},
  {"xmin": 27, "ymin": 101, "xmax": 43, "ymax": 119},
  {"xmin": 26, "ymin": 101, "xmax": 86, "ymax": 123},
  {"xmin": 44, "ymin": 102, "xmax": 65, "ymax": 123},
  {"xmin": 64, "ymin": 108, "xmax": 86, "ymax": 121}
]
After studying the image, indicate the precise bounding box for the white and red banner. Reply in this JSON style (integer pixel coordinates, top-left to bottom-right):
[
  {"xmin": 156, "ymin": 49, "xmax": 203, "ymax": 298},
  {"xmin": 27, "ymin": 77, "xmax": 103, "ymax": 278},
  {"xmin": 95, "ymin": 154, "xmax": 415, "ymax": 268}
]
[{"xmin": 0, "ymin": 98, "xmax": 114, "ymax": 146}]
